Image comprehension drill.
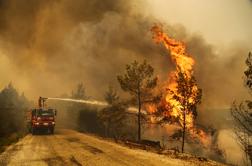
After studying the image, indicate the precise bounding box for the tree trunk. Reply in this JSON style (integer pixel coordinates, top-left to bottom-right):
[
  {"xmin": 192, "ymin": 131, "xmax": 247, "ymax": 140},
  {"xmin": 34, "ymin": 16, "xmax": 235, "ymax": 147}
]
[
  {"xmin": 107, "ymin": 120, "xmax": 111, "ymax": 137},
  {"xmin": 181, "ymin": 108, "xmax": 186, "ymax": 153},
  {"xmin": 137, "ymin": 89, "xmax": 141, "ymax": 142}
]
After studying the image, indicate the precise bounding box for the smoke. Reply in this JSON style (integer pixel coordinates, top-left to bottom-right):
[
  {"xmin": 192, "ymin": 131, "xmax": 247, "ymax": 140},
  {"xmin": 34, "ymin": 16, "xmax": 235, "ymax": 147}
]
[
  {"xmin": 0, "ymin": 1, "xmax": 250, "ymax": 164},
  {"xmin": 0, "ymin": 0, "xmax": 168, "ymax": 99},
  {"xmin": 217, "ymin": 129, "xmax": 245, "ymax": 165},
  {"xmin": 0, "ymin": 0, "xmax": 249, "ymax": 106}
]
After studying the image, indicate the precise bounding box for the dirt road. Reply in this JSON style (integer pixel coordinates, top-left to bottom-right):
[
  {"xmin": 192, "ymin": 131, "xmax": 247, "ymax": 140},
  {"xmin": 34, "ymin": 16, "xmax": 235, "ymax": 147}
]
[{"xmin": 0, "ymin": 129, "xmax": 222, "ymax": 166}]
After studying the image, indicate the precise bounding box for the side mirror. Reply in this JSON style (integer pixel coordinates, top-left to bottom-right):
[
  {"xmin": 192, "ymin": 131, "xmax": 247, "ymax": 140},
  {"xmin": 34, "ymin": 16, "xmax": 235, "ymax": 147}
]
[{"xmin": 55, "ymin": 110, "xmax": 57, "ymax": 116}]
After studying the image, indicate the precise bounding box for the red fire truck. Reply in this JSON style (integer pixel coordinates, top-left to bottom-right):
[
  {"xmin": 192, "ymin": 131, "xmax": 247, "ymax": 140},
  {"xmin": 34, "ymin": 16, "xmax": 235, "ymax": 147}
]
[{"xmin": 27, "ymin": 97, "xmax": 57, "ymax": 134}]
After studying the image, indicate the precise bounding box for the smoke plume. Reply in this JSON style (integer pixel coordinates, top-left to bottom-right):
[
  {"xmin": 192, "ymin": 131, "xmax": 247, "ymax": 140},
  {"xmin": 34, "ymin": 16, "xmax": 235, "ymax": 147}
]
[
  {"xmin": 0, "ymin": 1, "xmax": 250, "ymax": 164},
  {"xmin": 0, "ymin": 0, "xmax": 167, "ymax": 99},
  {"xmin": 0, "ymin": 0, "xmax": 249, "ymax": 106}
]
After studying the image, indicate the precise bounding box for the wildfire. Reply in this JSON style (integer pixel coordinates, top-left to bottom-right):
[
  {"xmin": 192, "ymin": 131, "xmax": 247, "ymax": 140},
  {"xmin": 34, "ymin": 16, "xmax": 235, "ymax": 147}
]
[
  {"xmin": 150, "ymin": 25, "xmax": 210, "ymax": 146},
  {"xmin": 151, "ymin": 25, "xmax": 194, "ymax": 77}
]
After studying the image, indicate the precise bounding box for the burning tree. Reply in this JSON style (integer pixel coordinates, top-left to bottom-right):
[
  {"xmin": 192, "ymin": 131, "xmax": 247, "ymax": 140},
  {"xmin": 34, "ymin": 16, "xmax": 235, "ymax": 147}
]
[
  {"xmin": 169, "ymin": 71, "xmax": 202, "ymax": 152},
  {"xmin": 151, "ymin": 25, "xmax": 203, "ymax": 153},
  {"xmin": 117, "ymin": 60, "xmax": 157, "ymax": 141}
]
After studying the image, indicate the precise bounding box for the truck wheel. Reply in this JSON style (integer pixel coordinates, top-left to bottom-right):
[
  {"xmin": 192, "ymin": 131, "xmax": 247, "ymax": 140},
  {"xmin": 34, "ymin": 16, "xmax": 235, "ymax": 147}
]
[
  {"xmin": 31, "ymin": 127, "xmax": 36, "ymax": 135},
  {"xmin": 27, "ymin": 124, "xmax": 31, "ymax": 133},
  {"xmin": 50, "ymin": 127, "xmax": 54, "ymax": 134}
]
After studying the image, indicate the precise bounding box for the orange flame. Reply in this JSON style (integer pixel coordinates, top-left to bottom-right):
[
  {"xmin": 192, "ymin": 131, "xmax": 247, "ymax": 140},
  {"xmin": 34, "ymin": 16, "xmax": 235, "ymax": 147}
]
[
  {"xmin": 150, "ymin": 25, "xmax": 210, "ymax": 146},
  {"xmin": 151, "ymin": 25, "xmax": 195, "ymax": 77}
]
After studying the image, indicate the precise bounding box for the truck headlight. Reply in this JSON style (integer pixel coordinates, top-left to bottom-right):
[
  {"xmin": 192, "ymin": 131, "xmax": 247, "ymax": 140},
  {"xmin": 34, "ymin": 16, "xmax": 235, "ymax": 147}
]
[{"xmin": 35, "ymin": 122, "xmax": 39, "ymax": 125}]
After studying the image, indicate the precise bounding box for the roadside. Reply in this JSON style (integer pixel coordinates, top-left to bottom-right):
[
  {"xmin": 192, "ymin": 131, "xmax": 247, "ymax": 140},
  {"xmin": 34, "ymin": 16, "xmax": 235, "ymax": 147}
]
[
  {"xmin": 0, "ymin": 129, "xmax": 226, "ymax": 166},
  {"xmin": 0, "ymin": 132, "xmax": 26, "ymax": 153}
]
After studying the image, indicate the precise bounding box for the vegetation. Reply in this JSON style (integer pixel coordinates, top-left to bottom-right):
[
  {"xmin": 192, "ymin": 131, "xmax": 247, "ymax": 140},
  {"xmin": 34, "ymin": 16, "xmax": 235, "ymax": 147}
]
[
  {"xmin": 53, "ymin": 83, "xmax": 133, "ymax": 139},
  {"xmin": 169, "ymin": 71, "xmax": 202, "ymax": 153},
  {"xmin": 117, "ymin": 60, "xmax": 157, "ymax": 141},
  {"xmin": 0, "ymin": 83, "xmax": 30, "ymax": 152},
  {"xmin": 98, "ymin": 86, "xmax": 136, "ymax": 140},
  {"xmin": 231, "ymin": 52, "xmax": 252, "ymax": 165},
  {"xmin": 67, "ymin": 82, "xmax": 92, "ymax": 130},
  {"xmin": 71, "ymin": 83, "xmax": 88, "ymax": 100}
]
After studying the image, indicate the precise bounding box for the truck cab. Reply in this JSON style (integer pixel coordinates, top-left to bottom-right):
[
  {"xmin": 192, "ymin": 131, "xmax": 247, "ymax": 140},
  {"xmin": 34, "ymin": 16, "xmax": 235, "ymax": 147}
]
[{"xmin": 28, "ymin": 108, "xmax": 57, "ymax": 134}]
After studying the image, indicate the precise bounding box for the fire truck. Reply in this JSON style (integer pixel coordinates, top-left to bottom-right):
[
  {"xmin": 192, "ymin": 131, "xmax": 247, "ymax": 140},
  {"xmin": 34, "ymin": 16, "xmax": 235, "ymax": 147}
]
[{"xmin": 27, "ymin": 97, "xmax": 57, "ymax": 134}]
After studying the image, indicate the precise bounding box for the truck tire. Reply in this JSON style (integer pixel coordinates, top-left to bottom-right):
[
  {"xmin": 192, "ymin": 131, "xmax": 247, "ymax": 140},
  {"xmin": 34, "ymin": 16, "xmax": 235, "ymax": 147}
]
[
  {"xmin": 31, "ymin": 127, "xmax": 36, "ymax": 135},
  {"xmin": 27, "ymin": 123, "xmax": 32, "ymax": 133},
  {"xmin": 50, "ymin": 127, "xmax": 54, "ymax": 134}
]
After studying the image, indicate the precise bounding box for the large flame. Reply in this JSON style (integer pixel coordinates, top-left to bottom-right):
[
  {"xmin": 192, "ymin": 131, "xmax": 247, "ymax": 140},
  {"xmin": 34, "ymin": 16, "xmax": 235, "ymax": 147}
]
[{"xmin": 150, "ymin": 25, "xmax": 210, "ymax": 146}]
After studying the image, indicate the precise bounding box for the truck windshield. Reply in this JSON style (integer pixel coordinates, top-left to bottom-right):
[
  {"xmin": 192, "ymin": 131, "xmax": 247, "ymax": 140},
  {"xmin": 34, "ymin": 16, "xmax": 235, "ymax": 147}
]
[{"xmin": 37, "ymin": 109, "xmax": 54, "ymax": 117}]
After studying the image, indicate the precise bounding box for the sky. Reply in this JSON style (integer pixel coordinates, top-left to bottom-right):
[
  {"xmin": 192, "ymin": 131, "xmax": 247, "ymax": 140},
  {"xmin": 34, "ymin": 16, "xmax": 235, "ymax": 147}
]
[{"xmin": 146, "ymin": 0, "xmax": 252, "ymax": 47}]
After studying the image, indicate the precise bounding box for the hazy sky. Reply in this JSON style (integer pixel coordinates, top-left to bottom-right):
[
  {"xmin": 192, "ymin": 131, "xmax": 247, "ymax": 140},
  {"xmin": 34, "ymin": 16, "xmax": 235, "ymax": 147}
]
[{"xmin": 147, "ymin": 0, "xmax": 252, "ymax": 46}]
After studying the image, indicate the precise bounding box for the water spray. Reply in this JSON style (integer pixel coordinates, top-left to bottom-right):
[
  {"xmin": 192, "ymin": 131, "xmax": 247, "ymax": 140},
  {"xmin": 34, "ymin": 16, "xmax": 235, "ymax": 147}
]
[
  {"xmin": 48, "ymin": 97, "xmax": 108, "ymax": 106},
  {"xmin": 45, "ymin": 97, "xmax": 139, "ymax": 113}
]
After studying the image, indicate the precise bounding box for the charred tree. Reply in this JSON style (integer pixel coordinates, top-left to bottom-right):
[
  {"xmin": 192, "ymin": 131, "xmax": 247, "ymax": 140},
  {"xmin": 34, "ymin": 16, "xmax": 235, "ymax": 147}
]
[{"xmin": 117, "ymin": 60, "xmax": 157, "ymax": 141}]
